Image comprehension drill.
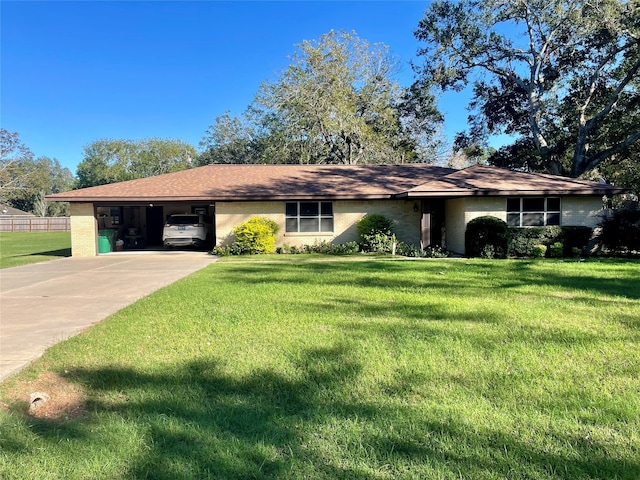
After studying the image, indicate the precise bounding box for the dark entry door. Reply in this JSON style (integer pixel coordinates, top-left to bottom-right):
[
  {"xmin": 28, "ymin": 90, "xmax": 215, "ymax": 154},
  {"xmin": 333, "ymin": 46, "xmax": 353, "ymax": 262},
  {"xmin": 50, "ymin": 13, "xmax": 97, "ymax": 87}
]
[
  {"xmin": 421, "ymin": 199, "xmax": 445, "ymax": 248},
  {"xmin": 146, "ymin": 206, "xmax": 165, "ymax": 246}
]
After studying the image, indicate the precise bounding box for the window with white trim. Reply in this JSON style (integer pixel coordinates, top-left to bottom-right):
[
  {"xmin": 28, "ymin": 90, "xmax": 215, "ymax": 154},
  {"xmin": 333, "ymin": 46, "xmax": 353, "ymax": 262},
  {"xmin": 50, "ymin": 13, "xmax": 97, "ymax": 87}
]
[
  {"xmin": 285, "ymin": 202, "xmax": 334, "ymax": 233},
  {"xmin": 507, "ymin": 197, "xmax": 561, "ymax": 227}
]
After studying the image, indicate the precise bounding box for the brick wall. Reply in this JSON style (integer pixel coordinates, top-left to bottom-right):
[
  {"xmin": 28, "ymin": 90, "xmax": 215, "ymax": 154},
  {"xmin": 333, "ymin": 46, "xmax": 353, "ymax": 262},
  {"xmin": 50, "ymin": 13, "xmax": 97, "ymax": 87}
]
[
  {"xmin": 70, "ymin": 203, "xmax": 97, "ymax": 257},
  {"xmin": 215, "ymin": 199, "xmax": 421, "ymax": 248},
  {"xmin": 561, "ymin": 196, "xmax": 605, "ymax": 228},
  {"xmin": 444, "ymin": 195, "xmax": 607, "ymax": 255}
]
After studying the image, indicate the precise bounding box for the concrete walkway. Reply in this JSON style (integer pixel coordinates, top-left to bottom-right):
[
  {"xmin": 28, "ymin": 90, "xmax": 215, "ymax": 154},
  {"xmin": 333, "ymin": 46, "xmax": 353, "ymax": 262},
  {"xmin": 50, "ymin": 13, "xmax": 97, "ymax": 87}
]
[{"xmin": 0, "ymin": 252, "xmax": 217, "ymax": 382}]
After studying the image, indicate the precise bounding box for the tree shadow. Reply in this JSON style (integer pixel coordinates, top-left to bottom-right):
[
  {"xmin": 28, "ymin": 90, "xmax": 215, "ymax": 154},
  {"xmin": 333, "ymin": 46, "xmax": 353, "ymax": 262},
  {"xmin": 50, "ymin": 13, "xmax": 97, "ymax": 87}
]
[{"xmin": 5, "ymin": 340, "xmax": 638, "ymax": 479}]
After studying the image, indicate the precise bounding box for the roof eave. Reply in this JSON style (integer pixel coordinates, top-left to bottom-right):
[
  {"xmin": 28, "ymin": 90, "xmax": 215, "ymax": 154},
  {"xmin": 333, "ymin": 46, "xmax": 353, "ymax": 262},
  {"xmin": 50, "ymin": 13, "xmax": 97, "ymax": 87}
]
[
  {"xmin": 400, "ymin": 188, "xmax": 629, "ymax": 197},
  {"xmin": 46, "ymin": 193, "xmax": 396, "ymax": 203}
]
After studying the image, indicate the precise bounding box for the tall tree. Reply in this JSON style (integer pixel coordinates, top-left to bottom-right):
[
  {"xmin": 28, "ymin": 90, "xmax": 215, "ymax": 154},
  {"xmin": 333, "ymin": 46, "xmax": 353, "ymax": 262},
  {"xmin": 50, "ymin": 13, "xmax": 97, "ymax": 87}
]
[
  {"xmin": 76, "ymin": 138, "xmax": 197, "ymax": 188},
  {"xmin": 200, "ymin": 30, "xmax": 442, "ymax": 165},
  {"xmin": 0, "ymin": 130, "xmax": 74, "ymax": 215},
  {"xmin": 0, "ymin": 129, "xmax": 35, "ymax": 204},
  {"xmin": 414, "ymin": 0, "xmax": 640, "ymax": 177}
]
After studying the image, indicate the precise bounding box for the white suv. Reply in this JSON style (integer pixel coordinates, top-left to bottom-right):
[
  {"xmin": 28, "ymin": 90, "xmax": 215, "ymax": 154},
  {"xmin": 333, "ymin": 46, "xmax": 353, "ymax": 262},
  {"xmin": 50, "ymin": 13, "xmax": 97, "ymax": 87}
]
[{"xmin": 162, "ymin": 213, "xmax": 213, "ymax": 248}]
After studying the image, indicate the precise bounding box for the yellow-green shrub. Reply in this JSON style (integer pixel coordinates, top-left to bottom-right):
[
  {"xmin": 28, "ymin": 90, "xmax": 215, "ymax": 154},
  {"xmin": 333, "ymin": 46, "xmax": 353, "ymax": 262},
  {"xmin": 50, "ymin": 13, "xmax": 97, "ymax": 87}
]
[{"xmin": 233, "ymin": 217, "xmax": 280, "ymax": 254}]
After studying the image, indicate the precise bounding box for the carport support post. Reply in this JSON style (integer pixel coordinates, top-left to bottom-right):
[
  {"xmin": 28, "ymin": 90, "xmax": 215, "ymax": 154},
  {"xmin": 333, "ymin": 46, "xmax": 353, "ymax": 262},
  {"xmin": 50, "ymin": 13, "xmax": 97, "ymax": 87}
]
[{"xmin": 70, "ymin": 203, "xmax": 99, "ymax": 257}]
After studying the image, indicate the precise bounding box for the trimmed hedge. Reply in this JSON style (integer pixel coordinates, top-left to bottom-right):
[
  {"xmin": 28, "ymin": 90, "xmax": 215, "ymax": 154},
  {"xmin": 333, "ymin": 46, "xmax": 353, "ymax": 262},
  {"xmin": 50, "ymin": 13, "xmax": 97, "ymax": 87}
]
[
  {"xmin": 507, "ymin": 226, "xmax": 592, "ymax": 257},
  {"xmin": 213, "ymin": 217, "xmax": 280, "ymax": 255},
  {"xmin": 465, "ymin": 216, "xmax": 510, "ymax": 259},
  {"xmin": 600, "ymin": 209, "xmax": 640, "ymax": 252}
]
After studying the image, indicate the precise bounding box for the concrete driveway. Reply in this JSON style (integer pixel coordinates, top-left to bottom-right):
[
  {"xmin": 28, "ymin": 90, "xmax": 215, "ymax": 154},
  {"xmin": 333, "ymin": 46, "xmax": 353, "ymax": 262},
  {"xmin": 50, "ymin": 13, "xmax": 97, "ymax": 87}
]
[{"xmin": 0, "ymin": 252, "xmax": 217, "ymax": 382}]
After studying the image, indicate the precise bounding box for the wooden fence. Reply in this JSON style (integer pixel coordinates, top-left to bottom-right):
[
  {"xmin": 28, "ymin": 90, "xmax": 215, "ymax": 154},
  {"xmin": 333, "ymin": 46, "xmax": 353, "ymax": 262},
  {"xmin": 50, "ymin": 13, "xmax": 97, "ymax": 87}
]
[{"xmin": 0, "ymin": 217, "xmax": 71, "ymax": 232}]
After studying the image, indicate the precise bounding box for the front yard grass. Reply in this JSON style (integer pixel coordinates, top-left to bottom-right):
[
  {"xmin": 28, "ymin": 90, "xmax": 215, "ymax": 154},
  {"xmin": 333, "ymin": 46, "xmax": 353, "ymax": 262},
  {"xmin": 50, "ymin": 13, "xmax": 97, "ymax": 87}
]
[
  {"xmin": 1, "ymin": 257, "xmax": 639, "ymax": 479},
  {"xmin": 0, "ymin": 232, "xmax": 71, "ymax": 269}
]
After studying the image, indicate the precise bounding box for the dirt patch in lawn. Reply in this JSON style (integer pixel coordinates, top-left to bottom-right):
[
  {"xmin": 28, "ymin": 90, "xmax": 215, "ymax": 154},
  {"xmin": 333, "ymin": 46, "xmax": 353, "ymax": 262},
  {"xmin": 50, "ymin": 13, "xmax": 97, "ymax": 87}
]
[{"xmin": 1, "ymin": 371, "xmax": 88, "ymax": 421}]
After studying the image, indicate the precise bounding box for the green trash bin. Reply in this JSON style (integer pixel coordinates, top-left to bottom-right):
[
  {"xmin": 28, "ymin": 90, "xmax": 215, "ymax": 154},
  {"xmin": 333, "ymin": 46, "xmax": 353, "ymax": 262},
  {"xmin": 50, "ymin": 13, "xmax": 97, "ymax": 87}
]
[
  {"xmin": 98, "ymin": 233, "xmax": 111, "ymax": 253},
  {"xmin": 98, "ymin": 229, "xmax": 118, "ymax": 253}
]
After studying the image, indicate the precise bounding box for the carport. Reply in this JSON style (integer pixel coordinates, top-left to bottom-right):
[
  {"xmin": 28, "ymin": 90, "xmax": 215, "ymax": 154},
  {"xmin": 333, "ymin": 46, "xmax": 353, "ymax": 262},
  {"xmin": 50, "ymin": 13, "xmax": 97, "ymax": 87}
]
[{"xmin": 93, "ymin": 202, "xmax": 215, "ymax": 254}]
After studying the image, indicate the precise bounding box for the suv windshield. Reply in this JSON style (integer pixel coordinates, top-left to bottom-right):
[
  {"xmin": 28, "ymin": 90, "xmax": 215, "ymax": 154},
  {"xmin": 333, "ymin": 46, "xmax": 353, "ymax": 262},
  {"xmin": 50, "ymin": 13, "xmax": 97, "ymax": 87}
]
[{"xmin": 167, "ymin": 215, "xmax": 199, "ymax": 225}]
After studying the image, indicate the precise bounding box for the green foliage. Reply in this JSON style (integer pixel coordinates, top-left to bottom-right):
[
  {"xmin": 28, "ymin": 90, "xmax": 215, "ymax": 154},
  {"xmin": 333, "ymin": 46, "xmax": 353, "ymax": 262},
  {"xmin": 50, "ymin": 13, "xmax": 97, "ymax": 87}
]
[
  {"xmin": 395, "ymin": 242, "xmax": 451, "ymax": 258},
  {"xmin": 77, "ymin": 138, "xmax": 197, "ymax": 188},
  {"xmin": 356, "ymin": 214, "xmax": 394, "ymax": 238},
  {"xmin": 600, "ymin": 207, "xmax": 640, "ymax": 252},
  {"xmin": 200, "ymin": 30, "xmax": 443, "ymax": 165},
  {"xmin": 0, "ymin": 130, "xmax": 74, "ymax": 215},
  {"xmin": 357, "ymin": 214, "xmax": 397, "ymax": 252},
  {"xmin": 508, "ymin": 226, "xmax": 592, "ymax": 257},
  {"xmin": 414, "ymin": 0, "xmax": 640, "ymax": 177},
  {"xmin": 230, "ymin": 217, "xmax": 280, "ymax": 254},
  {"xmin": 361, "ymin": 232, "xmax": 398, "ymax": 254},
  {"xmin": 532, "ymin": 244, "xmax": 547, "ymax": 258},
  {"xmin": 549, "ymin": 242, "xmax": 564, "ymax": 258},
  {"xmin": 465, "ymin": 216, "xmax": 509, "ymax": 259},
  {"xmin": 276, "ymin": 241, "xmax": 360, "ymax": 255}
]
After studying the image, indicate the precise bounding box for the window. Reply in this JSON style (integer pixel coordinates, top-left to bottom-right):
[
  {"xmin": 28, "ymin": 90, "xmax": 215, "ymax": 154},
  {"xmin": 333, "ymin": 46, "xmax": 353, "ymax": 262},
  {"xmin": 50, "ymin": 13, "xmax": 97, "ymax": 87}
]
[
  {"xmin": 97, "ymin": 206, "xmax": 122, "ymax": 226},
  {"xmin": 507, "ymin": 197, "xmax": 560, "ymax": 227},
  {"xmin": 285, "ymin": 202, "xmax": 333, "ymax": 233}
]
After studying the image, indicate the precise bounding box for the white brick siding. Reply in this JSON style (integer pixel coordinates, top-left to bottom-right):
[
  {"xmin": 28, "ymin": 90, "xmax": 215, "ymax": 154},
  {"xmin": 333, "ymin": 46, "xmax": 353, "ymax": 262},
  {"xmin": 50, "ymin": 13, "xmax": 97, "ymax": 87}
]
[
  {"xmin": 70, "ymin": 203, "xmax": 97, "ymax": 257},
  {"xmin": 215, "ymin": 199, "xmax": 421, "ymax": 248}
]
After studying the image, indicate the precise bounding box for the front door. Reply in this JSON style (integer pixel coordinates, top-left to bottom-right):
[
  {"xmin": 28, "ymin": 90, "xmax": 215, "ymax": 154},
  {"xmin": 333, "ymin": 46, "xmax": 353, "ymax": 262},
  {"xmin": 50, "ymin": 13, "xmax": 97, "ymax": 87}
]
[{"xmin": 421, "ymin": 199, "xmax": 445, "ymax": 248}]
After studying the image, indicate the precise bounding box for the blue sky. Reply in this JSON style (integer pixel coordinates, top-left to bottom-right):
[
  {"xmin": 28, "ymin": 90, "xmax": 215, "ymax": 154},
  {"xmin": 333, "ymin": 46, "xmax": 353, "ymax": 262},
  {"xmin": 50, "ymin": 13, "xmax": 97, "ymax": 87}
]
[{"xmin": 2, "ymin": 1, "xmax": 473, "ymax": 173}]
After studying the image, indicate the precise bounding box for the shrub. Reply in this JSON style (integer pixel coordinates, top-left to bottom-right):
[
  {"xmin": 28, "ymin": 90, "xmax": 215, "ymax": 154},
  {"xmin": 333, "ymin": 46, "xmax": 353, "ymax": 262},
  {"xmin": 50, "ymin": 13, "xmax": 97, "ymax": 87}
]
[
  {"xmin": 357, "ymin": 214, "xmax": 394, "ymax": 239},
  {"xmin": 362, "ymin": 232, "xmax": 398, "ymax": 254},
  {"xmin": 395, "ymin": 242, "xmax": 422, "ymax": 257},
  {"xmin": 232, "ymin": 217, "xmax": 280, "ymax": 254},
  {"xmin": 422, "ymin": 245, "xmax": 451, "ymax": 258},
  {"xmin": 532, "ymin": 244, "xmax": 547, "ymax": 258},
  {"xmin": 549, "ymin": 242, "xmax": 564, "ymax": 258},
  {"xmin": 465, "ymin": 216, "xmax": 510, "ymax": 259},
  {"xmin": 277, "ymin": 241, "xmax": 360, "ymax": 255},
  {"xmin": 600, "ymin": 208, "xmax": 640, "ymax": 252},
  {"xmin": 508, "ymin": 226, "xmax": 592, "ymax": 257}
]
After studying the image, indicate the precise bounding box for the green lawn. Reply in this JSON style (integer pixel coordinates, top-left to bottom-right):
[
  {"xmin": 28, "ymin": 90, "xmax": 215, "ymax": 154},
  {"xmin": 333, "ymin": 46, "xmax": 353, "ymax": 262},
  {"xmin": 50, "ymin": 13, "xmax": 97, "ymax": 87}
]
[
  {"xmin": 1, "ymin": 257, "xmax": 639, "ymax": 479},
  {"xmin": 0, "ymin": 231, "xmax": 71, "ymax": 269}
]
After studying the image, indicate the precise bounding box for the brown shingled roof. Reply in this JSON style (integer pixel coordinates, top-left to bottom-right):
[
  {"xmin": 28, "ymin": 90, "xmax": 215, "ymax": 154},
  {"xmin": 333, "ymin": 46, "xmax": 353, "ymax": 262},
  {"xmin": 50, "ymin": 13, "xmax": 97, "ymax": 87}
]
[
  {"xmin": 405, "ymin": 165, "xmax": 627, "ymax": 196},
  {"xmin": 47, "ymin": 164, "xmax": 457, "ymax": 202},
  {"xmin": 46, "ymin": 164, "xmax": 626, "ymax": 203}
]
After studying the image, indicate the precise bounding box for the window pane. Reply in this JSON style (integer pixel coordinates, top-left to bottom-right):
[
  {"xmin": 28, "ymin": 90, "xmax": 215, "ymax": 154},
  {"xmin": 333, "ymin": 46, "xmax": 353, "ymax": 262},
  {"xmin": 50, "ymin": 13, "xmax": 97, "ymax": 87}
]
[
  {"xmin": 522, "ymin": 212, "xmax": 544, "ymax": 226},
  {"xmin": 321, "ymin": 218, "xmax": 334, "ymax": 232},
  {"xmin": 285, "ymin": 202, "xmax": 297, "ymax": 217},
  {"xmin": 507, "ymin": 213, "xmax": 521, "ymax": 227},
  {"xmin": 299, "ymin": 218, "xmax": 319, "ymax": 232},
  {"xmin": 547, "ymin": 198, "xmax": 560, "ymax": 211},
  {"xmin": 321, "ymin": 202, "xmax": 333, "ymax": 215},
  {"xmin": 546, "ymin": 213, "xmax": 560, "ymax": 225},
  {"xmin": 286, "ymin": 218, "xmax": 298, "ymax": 232},
  {"xmin": 300, "ymin": 202, "xmax": 319, "ymax": 216},
  {"xmin": 507, "ymin": 198, "xmax": 520, "ymax": 212},
  {"xmin": 522, "ymin": 198, "xmax": 545, "ymax": 212}
]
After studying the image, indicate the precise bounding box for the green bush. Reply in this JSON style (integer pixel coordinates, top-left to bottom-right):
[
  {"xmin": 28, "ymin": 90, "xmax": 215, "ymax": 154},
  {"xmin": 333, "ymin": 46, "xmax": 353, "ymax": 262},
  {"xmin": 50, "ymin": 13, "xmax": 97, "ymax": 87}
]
[
  {"xmin": 508, "ymin": 226, "xmax": 592, "ymax": 257},
  {"xmin": 276, "ymin": 241, "xmax": 360, "ymax": 255},
  {"xmin": 231, "ymin": 217, "xmax": 279, "ymax": 254},
  {"xmin": 549, "ymin": 242, "xmax": 564, "ymax": 258},
  {"xmin": 465, "ymin": 216, "xmax": 510, "ymax": 259},
  {"xmin": 532, "ymin": 244, "xmax": 547, "ymax": 258},
  {"xmin": 362, "ymin": 232, "xmax": 398, "ymax": 254},
  {"xmin": 600, "ymin": 208, "xmax": 640, "ymax": 252},
  {"xmin": 357, "ymin": 214, "xmax": 394, "ymax": 239}
]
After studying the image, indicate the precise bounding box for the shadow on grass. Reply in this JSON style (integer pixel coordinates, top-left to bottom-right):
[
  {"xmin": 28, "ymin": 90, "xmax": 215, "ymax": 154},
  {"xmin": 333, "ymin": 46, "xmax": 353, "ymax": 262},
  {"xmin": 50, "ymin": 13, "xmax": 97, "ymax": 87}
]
[
  {"xmin": 7, "ymin": 343, "xmax": 639, "ymax": 479},
  {"xmin": 27, "ymin": 248, "xmax": 71, "ymax": 258}
]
